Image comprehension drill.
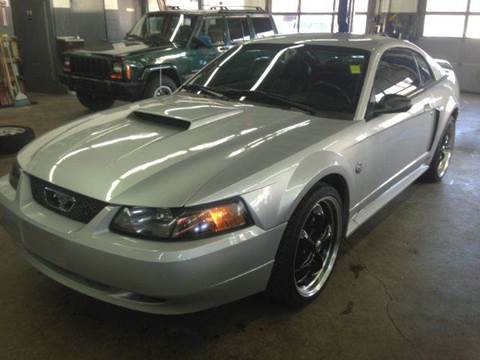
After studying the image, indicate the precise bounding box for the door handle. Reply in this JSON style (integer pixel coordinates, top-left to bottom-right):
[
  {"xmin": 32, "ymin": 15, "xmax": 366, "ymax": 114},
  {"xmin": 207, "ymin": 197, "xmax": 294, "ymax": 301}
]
[{"xmin": 218, "ymin": 46, "xmax": 230, "ymax": 52}]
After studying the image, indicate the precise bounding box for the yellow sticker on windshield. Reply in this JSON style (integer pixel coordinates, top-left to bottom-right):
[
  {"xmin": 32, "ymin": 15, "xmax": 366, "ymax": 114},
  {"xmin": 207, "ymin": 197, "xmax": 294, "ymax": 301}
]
[{"xmin": 350, "ymin": 65, "xmax": 361, "ymax": 74}]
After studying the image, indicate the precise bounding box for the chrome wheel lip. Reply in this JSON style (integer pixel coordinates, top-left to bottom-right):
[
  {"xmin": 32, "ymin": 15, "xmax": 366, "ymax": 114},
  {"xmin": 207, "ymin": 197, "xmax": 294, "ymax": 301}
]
[
  {"xmin": 293, "ymin": 195, "xmax": 342, "ymax": 298},
  {"xmin": 153, "ymin": 85, "xmax": 173, "ymax": 97},
  {"xmin": 437, "ymin": 124, "xmax": 455, "ymax": 178},
  {"xmin": 0, "ymin": 127, "xmax": 26, "ymax": 136}
]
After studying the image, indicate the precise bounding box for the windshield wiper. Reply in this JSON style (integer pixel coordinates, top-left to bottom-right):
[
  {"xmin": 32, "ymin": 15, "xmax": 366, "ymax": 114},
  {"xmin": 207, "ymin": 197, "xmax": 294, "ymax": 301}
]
[
  {"xmin": 183, "ymin": 84, "xmax": 230, "ymax": 100},
  {"xmin": 219, "ymin": 89, "xmax": 318, "ymax": 115}
]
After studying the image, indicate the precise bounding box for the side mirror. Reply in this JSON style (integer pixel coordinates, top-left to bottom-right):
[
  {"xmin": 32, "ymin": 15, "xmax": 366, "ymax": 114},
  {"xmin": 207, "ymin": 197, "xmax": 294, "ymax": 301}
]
[{"xmin": 367, "ymin": 94, "xmax": 412, "ymax": 120}]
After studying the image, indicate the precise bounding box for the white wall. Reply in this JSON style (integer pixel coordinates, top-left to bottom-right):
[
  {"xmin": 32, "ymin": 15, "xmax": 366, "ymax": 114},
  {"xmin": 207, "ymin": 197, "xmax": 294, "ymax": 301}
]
[
  {"xmin": 376, "ymin": 0, "xmax": 418, "ymax": 13},
  {"xmin": 148, "ymin": 0, "xmax": 199, "ymax": 11},
  {"xmin": 418, "ymin": 37, "xmax": 480, "ymax": 93}
]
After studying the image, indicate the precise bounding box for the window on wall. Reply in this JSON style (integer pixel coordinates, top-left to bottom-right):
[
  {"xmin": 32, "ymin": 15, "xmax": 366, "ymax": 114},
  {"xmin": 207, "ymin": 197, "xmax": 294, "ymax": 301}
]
[
  {"xmin": 352, "ymin": 0, "xmax": 368, "ymax": 34},
  {"xmin": 423, "ymin": 0, "xmax": 480, "ymax": 38},
  {"xmin": 271, "ymin": 0, "xmax": 367, "ymax": 35}
]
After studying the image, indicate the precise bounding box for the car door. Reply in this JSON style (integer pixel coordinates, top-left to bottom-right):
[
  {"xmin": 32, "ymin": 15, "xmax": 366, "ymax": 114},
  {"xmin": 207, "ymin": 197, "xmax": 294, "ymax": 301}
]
[
  {"xmin": 189, "ymin": 16, "xmax": 228, "ymax": 74},
  {"xmin": 352, "ymin": 47, "xmax": 437, "ymax": 210}
]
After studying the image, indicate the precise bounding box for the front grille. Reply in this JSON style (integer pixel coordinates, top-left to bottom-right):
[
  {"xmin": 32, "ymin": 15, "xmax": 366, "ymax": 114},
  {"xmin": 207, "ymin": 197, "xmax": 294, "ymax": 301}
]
[
  {"xmin": 30, "ymin": 176, "xmax": 107, "ymax": 224},
  {"xmin": 70, "ymin": 56, "xmax": 112, "ymax": 79}
]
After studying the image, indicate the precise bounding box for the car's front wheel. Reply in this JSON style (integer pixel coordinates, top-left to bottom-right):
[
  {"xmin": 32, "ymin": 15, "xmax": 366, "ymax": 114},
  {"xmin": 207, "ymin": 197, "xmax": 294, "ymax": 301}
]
[
  {"xmin": 421, "ymin": 119, "xmax": 456, "ymax": 183},
  {"xmin": 143, "ymin": 74, "xmax": 177, "ymax": 99},
  {"xmin": 268, "ymin": 183, "xmax": 344, "ymax": 307},
  {"xmin": 76, "ymin": 90, "xmax": 114, "ymax": 112}
]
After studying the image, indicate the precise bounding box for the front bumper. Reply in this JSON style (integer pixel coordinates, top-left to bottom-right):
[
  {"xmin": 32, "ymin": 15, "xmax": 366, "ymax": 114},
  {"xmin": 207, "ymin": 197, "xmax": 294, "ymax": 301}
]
[
  {"xmin": 0, "ymin": 174, "xmax": 286, "ymax": 314},
  {"xmin": 59, "ymin": 74, "xmax": 144, "ymax": 102}
]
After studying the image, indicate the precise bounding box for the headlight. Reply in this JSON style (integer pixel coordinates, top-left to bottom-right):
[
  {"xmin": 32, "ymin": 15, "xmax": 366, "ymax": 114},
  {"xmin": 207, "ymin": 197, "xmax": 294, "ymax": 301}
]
[
  {"xmin": 110, "ymin": 198, "xmax": 252, "ymax": 241},
  {"xmin": 63, "ymin": 56, "xmax": 71, "ymax": 73},
  {"xmin": 9, "ymin": 160, "xmax": 20, "ymax": 190},
  {"xmin": 111, "ymin": 62, "xmax": 123, "ymax": 80}
]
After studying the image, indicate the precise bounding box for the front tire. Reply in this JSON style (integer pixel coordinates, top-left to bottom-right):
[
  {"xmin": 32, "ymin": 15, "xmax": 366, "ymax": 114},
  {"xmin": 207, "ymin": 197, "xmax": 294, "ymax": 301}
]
[
  {"xmin": 268, "ymin": 183, "xmax": 344, "ymax": 307},
  {"xmin": 143, "ymin": 74, "xmax": 177, "ymax": 99},
  {"xmin": 77, "ymin": 90, "xmax": 114, "ymax": 112},
  {"xmin": 421, "ymin": 119, "xmax": 456, "ymax": 183}
]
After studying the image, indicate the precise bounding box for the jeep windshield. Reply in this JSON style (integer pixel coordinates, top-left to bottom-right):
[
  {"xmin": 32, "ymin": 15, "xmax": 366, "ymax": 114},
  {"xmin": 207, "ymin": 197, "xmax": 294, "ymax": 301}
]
[
  {"xmin": 185, "ymin": 43, "xmax": 370, "ymax": 119},
  {"xmin": 126, "ymin": 13, "xmax": 198, "ymax": 46}
]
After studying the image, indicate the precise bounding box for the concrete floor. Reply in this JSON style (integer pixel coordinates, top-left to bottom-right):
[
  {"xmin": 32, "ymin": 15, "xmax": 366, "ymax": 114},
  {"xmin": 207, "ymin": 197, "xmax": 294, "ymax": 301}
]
[{"xmin": 0, "ymin": 93, "xmax": 479, "ymax": 360}]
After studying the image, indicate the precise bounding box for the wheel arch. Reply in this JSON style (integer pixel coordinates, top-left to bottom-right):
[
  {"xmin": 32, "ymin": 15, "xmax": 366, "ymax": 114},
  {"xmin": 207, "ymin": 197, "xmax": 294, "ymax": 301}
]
[
  {"xmin": 450, "ymin": 106, "xmax": 459, "ymax": 121},
  {"xmin": 143, "ymin": 65, "xmax": 182, "ymax": 86},
  {"xmin": 284, "ymin": 152, "xmax": 354, "ymax": 225},
  {"xmin": 319, "ymin": 173, "xmax": 350, "ymax": 218}
]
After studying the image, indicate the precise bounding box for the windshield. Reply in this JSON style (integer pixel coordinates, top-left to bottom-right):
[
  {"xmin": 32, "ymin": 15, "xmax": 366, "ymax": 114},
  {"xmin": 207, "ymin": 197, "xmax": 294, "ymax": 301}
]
[
  {"xmin": 186, "ymin": 44, "xmax": 370, "ymax": 118},
  {"xmin": 126, "ymin": 13, "xmax": 198, "ymax": 46}
]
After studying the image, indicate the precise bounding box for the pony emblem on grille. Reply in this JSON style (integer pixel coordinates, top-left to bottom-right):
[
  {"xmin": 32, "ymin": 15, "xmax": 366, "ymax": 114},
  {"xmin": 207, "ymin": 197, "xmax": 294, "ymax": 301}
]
[{"xmin": 44, "ymin": 187, "xmax": 76, "ymax": 213}]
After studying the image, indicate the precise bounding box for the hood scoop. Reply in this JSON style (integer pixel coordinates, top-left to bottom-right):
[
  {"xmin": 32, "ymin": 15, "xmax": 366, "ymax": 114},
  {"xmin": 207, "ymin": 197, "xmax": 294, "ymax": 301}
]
[{"xmin": 130, "ymin": 111, "xmax": 191, "ymax": 130}]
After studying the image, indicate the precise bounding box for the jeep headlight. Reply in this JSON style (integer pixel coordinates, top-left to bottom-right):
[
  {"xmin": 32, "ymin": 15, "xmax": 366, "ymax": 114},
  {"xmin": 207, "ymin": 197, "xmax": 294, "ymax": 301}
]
[
  {"xmin": 63, "ymin": 56, "xmax": 71, "ymax": 73},
  {"xmin": 111, "ymin": 61, "xmax": 123, "ymax": 80},
  {"xmin": 110, "ymin": 198, "xmax": 252, "ymax": 240}
]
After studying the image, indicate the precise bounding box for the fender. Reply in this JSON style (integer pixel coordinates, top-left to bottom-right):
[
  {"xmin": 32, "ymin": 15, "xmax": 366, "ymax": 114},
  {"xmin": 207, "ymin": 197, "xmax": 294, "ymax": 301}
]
[
  {"xmin": 281, "ymin": 150, "xmax": 355, "ymax": 222},
  {"xmin": 141, "ymin": 64, "xmax": 181, "ymax": 84}
]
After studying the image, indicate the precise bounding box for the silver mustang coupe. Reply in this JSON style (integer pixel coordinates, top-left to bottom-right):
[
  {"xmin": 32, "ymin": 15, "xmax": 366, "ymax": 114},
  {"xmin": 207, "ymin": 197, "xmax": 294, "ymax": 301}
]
[{"xmin": 0, "ymin": 34, "xmax": 459, "ymax": 314}]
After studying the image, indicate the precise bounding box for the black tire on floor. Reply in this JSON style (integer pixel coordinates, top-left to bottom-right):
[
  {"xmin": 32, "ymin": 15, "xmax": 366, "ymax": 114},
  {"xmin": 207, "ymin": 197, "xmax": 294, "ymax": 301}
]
[
  {"xmin": 268, "ymin": 183, "xmax": 345, "ymax": 308},
  {"xmin": 420, "ymin": 118, "xmax": 456, "ymax": 183},
  {"xmin": 0, "ymin": 126, "xmax": 35, "ymax": 155},
  {"xmin": 143, "ymin": 74, "xmax": 177, "ymax": 99},
  {"xmin": 76, "ymin": 90, "xmax": 115, "ymax": 112}
]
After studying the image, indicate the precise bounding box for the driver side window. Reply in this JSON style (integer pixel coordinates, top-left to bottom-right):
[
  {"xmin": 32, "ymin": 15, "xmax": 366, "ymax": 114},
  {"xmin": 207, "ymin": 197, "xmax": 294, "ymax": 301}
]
[
  {"xmin": 372, "ymin": 48, "xmax": 421, "ymax": 103},
  {"xmin": 197, "ymin": 17, "xmax": 227, "ymax": 47}
]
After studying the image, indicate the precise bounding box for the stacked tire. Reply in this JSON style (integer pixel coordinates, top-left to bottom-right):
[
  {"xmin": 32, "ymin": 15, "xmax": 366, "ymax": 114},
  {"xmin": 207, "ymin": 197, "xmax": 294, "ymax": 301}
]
[{"xmin": 0, "ymin": 126, "xmax": 35, "ymax": 155}]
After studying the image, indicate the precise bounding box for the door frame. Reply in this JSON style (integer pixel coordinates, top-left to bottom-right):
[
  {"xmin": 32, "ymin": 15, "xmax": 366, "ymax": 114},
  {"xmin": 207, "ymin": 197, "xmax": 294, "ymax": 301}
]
[{"xmin": 11, "ymin": 0, "xmax": 64, "ymax": 93}]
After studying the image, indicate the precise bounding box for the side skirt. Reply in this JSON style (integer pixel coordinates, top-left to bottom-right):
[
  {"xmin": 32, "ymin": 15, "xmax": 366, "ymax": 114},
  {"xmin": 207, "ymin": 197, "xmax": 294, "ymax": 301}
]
[{"xmin": 346, "ymin": 164, "xmax": 429, "ymax": 238}]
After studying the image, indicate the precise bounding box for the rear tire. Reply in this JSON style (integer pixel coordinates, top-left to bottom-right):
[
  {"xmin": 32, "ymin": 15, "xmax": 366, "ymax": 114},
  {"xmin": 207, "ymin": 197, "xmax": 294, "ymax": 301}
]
[
  {"xmin": 268, "ymin": 183, "xmax": 344, "ymax": 307},
  {"xmin": 0, "ymin": 126, "xmax": 35, "ymax": 155},
  {"xmin": 77, "ymin": 90, "xmax": 114, "ymax": 112},
  {"xmin": 421, "ymin": 119, "xmax": 455, "ymax": 183},
  {"xmin": 143, "ymin": 74, "xmax": 177, "ymax": 99}
]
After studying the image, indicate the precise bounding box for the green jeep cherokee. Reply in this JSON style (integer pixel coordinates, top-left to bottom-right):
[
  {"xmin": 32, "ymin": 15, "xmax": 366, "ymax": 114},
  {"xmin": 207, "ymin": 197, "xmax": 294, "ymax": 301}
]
[{"xmin": 60, "ymin": 7, "xmax": 277, "ymax": 111}]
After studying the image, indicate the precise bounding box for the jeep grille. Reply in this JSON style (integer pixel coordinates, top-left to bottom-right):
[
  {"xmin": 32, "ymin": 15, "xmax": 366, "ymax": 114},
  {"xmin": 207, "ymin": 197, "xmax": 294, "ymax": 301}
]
[{"xmin": 70, "ymin": 57, "xmax": 112, "ymax": 80}]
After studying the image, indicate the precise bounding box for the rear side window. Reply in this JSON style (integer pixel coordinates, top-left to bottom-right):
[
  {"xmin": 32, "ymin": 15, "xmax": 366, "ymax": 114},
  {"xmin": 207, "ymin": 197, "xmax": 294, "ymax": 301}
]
[
  {"xmin": 251, "ymin": 17, "xmax": 275, "ymax": 38},
  {"xmin": 372, "ymin": 48, "xmax": 421, "ymax": 102},
  {"xmin": 198, "ymin": 17, "xmax": 227, "ymax": 45},
  {"xmin": 413, "ymin": 52, "xmax": 435, "ymax": 85},
  {"xmin": 227, "ymin": 17, "xmax": 251, "ymax": 42}
]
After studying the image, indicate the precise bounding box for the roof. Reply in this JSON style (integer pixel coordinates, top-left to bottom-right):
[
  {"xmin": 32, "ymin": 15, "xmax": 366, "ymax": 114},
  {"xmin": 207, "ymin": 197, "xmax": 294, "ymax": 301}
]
[
  {"xmin": 147, "ymin": 8, "xmax": 267, "ymax": 16},
  {"xmin": 245, "ymin": 33, "xmax": 411, "ymax": 51}
]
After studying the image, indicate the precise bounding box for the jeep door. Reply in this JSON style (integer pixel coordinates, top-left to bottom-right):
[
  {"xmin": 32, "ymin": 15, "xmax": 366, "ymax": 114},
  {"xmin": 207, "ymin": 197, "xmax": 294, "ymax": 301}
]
[
  {"xmin": 189, "ymin": 16, "xmax": 228, "ymax": 74},
  {"xmin": 226, "ymin": 16, "xmax": 252, "ymax": 46},
  {"xmin": 249, "ymin": 15, "xmax": 276, "ymax": 39}
]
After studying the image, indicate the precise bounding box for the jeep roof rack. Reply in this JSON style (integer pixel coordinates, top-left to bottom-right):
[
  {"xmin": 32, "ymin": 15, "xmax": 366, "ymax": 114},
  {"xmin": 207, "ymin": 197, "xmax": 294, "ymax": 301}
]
[
  {"xmin": 167, "ymin": 5, "xmax": 180, "ymax": 10},
  {"xmin": 209, "ymin": 5, "xmax": 265, "ymax": 12}
]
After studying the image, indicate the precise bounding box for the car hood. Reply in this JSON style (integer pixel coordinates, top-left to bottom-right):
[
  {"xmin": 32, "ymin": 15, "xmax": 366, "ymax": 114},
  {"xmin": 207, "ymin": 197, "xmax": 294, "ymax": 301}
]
[
  {"xmin": 19, "ymin": 94, "xmax": 353, "ymax": 207},
  {"xmin": 69, "ymin": 40, "xmax": 173, "ymax": 58}
]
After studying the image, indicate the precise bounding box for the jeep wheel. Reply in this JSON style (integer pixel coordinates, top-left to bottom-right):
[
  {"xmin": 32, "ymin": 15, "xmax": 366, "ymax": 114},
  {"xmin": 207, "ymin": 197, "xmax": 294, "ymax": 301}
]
[
  {"xmin": 77, "ymin": 90, "xmax": 115, "ymax": 112},
  {"xmin": 143, "ymin": 75, "xmax": 177, "ymax": 99}
]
